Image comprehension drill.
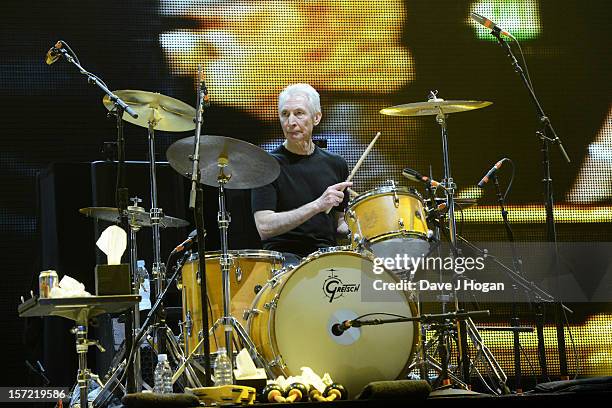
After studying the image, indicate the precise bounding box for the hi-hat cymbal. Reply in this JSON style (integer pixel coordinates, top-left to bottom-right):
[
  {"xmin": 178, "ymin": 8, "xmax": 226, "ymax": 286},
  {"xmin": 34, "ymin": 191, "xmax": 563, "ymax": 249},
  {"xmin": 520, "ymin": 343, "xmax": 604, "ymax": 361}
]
[
  {"xmin": 102, "ymin": 90, "xmax": 196, "ymax": 132},
  {"xmin": 166, "ymin": 135, "xmax": 280, "ymax": 189},
  {"xmin": 380, "ymin": 99, "xmax": 492, "ymax": 117},
  {"xmin": 79, "ymin": 207, "xmax": 190, "ymax": 228}
]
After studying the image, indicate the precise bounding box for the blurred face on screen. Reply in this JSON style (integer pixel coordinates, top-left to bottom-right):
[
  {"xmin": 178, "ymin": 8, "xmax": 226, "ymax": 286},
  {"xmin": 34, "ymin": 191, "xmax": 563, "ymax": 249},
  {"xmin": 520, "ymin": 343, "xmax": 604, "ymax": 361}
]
[{"xmin": 159, "ymin": 0, "xmax": 413, "ymax": 119}]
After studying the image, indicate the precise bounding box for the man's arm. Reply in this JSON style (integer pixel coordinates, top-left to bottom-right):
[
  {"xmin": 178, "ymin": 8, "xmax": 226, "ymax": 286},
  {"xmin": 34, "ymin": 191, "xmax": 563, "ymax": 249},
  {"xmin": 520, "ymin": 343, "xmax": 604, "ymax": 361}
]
[{"xmin": 254, "ymin": 181, "xmax": 352, "ymax": 240}]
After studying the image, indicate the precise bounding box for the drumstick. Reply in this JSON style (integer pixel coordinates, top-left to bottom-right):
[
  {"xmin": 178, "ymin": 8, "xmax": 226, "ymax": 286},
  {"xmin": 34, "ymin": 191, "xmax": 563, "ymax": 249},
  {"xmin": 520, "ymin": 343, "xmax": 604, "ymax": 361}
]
[
  {"xmin": 326, "ymin": 132, "xmax": 381, "ymax": 214},
  {"xmin": 347, "ymin": 131, "xmax": 381, "ymax": 183}
]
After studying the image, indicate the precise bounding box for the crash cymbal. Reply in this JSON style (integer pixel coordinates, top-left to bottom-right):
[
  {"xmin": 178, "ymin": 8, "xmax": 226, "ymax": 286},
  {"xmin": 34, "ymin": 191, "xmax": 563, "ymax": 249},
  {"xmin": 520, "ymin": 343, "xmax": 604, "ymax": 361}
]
[
  {"xmin": 102, "ymin": 90, "xmax": 196, "ymax": 132},
  {"xmin": 79, "ymin": 207, "xmax": 190, "ymax": 228},
  {"xmin": 166, "ymin": 135, "xmax": 280, "ymax": 189},
  {"xmin": 380, "ymin": 99, "xmax": 492, "ymax": 117}
]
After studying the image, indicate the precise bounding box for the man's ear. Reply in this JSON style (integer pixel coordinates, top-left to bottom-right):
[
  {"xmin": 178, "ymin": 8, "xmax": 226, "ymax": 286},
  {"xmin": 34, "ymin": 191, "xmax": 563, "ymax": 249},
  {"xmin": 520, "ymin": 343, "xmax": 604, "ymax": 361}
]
[{"xmin": 314, "ymin": 112, "xmax": 322, "ymax": 126}]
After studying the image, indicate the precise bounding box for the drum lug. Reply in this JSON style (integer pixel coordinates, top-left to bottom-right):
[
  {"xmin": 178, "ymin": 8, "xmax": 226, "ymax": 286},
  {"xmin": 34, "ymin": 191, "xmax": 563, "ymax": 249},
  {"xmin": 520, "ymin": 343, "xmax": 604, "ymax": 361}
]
[
  {"xmin": 264, "ymin": 295, "xmax": 279, "ymax": 310},
  {"xmin": 243, "ymin": 308, "xmax": 262, "ymax": 320},
  {"xmin": 268, "ymin": 356, "xmax": 285, "ymax": 369},
  {"xmin": 270, "ymin": 276, "xmax": 281, "ymax": 288},
  {"xmin": 235, "ymin": 265, "xmax": 242, "ymax": 283},
  {"xmin": 398, "ymin": 218, "xmax": 404, "ymax": 228}
]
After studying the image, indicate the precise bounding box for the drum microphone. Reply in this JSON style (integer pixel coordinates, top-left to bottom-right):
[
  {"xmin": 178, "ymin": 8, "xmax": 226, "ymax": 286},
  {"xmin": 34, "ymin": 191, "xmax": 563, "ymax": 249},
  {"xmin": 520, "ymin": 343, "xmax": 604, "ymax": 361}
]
[
  {"xmin": 470, "ymin": 12, "xmax": 511, "ymax": 37},
  {"xmin": 402, "ymin": 167, "xmax": 441, "ymax": 188},
  {"xmin": 477, "ymin": 158, "xmax": 509, "ymax": 188},
  {"xmin": 171, "ymin": 229, "xmax": 199, "ymax": 253},
  {"xmin": 201, "ymin": 78, "xmax": 210, "ymax": 107},
  {"xmin": 45, "ymin": 41, "xmax": 64, "ymax": 65},
  {"xmin": 331, "ymin": 319, "xmax": 358, "ymax": 336}
]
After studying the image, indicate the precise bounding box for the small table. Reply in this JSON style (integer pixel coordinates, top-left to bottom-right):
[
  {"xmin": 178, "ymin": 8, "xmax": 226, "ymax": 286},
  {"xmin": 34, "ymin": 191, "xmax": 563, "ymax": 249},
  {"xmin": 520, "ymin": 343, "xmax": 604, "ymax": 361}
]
[{"xmin": 19, "ymin": 295, "xmax": 139, "ymax": 408}]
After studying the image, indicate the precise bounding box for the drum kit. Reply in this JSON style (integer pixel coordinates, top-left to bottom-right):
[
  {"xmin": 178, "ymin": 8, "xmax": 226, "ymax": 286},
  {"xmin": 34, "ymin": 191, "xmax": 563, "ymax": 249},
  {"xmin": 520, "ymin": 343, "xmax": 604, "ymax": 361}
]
[{"xmin": 75, "ymin": 79, "xmax": 513, "ymax": 400}]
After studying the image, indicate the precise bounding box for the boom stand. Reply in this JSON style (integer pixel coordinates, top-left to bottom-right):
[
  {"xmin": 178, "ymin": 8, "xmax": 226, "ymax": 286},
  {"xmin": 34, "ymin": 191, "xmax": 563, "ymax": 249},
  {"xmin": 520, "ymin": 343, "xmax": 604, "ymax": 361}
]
[{"xmin": 491, "ymin": 28, "xmax": 572, "ymax": 380}]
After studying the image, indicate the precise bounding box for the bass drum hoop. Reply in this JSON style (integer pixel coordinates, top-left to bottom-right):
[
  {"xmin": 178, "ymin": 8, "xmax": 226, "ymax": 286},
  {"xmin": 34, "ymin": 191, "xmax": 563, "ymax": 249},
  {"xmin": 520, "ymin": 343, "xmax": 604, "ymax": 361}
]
[
  {"xmin": 186, "ymin": 249, "xmax": 285, "ymax": 264},
  {"xmin": 248, "ymin": 249, "xmax": 418, "ymax": 384}
]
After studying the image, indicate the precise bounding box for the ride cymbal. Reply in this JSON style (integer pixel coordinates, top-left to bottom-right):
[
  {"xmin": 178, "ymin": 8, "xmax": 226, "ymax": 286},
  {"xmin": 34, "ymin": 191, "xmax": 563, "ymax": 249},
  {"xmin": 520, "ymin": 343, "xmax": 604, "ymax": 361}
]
[{"xmin": 380, "ymin": 99, "xmax": 492, "ymax": 117}]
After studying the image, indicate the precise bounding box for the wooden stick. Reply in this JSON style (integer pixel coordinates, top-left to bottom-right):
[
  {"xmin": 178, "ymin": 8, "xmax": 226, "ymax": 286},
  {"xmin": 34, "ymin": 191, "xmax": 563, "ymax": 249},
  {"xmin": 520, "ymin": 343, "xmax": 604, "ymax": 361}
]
[
  {"xmin": 326, "ymin": 132, "xmax": 381, "ymax": 213},
  {"xmin": 346, "ymin": 131, "xmax": 381, "ymax": 182}
]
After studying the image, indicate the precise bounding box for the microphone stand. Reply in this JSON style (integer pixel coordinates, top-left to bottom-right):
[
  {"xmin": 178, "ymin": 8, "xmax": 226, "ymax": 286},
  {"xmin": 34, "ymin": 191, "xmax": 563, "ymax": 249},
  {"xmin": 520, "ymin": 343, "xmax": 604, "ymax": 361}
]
[
  {"xmin": 188, "ymin": 65, "xmax": 212, "ymax": 386},
  {"xmin": 52, "ymin": 42, "xmax": 140, "ymax": 392},
  {"xmin": 491, "ymin": 29, "xmax": 571, "ymax": 380},
  {"xmin": 492, "ymin": 174, "xmax": 524, "ymax": 391}
]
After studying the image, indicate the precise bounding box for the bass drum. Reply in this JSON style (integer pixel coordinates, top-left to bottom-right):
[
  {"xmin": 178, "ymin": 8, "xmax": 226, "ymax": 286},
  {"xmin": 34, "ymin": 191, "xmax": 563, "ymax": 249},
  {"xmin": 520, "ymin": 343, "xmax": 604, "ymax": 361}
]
[
  {"xmin": 180, "ymin": 249, "xmax": 284, "ymax": 355},
  {"xmin": 247, "ymin": 249, "xmax": 417, "ymax": 398}
]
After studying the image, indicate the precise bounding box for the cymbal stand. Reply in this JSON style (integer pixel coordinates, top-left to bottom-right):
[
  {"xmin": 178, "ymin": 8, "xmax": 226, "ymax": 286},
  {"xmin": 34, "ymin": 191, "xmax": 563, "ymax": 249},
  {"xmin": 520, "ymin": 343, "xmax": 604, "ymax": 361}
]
[
  {"xmin": 145, "ymin": 118, "xmax": 182, "ymax": 361},
  {"xmin": 429, "ymin": 90, "xmax": 471, "ymax": 386},
  {"xmin": 213, "ymin": 162, "xmax": 275, "ymax": 378},
  {"xmin": 126, "ymin": 198, "xmax": 146, "ymax": 391}
]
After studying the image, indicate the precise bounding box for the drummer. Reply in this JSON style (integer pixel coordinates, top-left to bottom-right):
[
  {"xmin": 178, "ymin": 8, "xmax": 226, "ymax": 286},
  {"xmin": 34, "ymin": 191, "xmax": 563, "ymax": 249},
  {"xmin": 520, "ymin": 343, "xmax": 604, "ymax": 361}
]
[{"xmin": 251, "ymin": 84, "xmax": 352, "ymax": 266}]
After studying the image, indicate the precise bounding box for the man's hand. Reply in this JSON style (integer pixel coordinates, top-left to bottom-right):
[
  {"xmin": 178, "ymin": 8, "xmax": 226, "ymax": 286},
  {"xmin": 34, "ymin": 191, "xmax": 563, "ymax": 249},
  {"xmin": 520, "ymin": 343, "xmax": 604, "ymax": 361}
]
[{"xmin": 316, "ymin": 181, "xmax": 353, "ymax": 213}]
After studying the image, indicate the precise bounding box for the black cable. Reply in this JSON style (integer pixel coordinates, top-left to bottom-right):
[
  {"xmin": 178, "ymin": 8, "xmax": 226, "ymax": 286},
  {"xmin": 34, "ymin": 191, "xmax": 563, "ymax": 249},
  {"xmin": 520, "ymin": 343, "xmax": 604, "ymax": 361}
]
[
  {"xmin": 352, "ymin": 311, "xmax": 410, "ymax": 322},
  {"xmin": 503, "ymin": 158, "xmax": 515, "ymax": 201},
  {"xmin": 507, "ymin": 35, "xmax": 536, "ymax": 93}
]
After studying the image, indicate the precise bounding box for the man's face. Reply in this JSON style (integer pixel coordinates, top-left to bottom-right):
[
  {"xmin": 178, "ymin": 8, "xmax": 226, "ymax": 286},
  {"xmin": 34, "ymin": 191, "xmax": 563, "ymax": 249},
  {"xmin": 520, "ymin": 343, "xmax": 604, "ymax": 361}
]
[{"xmin": 279, "ymin": 94, "xmax": 322, "ymax": 144}]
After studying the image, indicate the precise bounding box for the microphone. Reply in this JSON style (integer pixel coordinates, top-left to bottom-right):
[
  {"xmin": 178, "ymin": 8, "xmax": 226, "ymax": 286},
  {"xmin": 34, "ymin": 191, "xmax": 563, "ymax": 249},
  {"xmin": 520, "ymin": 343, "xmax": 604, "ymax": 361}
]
[
  {"xmin": 477, "ymin": 158, "xmax": 508, "ymax": 188},
  {"xmin": 470, "ymin": 12, "xmax": 511, "ymax": 37},
  {"xmin": 331, "ymin": 320, "xmax": 353, "ymax": 336},
  {"xmin": 45, "ymin": 41, "xmax": 63, "ymax": 65},
  {"xmin": 402, "ymin": 167, "xmax": 441, "ymax": 188},
  {"xmin": 201, "ymin": 79, "xmax": 210, "ymax": 107},
  {"xmin": 171, "ymin": 229, "xmax": 199, "ymax": 254}
]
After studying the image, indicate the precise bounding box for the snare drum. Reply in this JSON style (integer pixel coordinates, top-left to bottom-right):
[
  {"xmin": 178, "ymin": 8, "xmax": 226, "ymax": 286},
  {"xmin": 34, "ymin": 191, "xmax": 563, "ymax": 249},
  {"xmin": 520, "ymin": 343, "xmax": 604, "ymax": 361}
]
[
  {"xmin": 180, "ymin": 249, "xmax": 284, "ymax": 355},
  {"xmin": 246, "ymin": 249, "xmax": 417, "ymax": 397},
  {"xmin": 345, "ymin": 185, "xmax": 431, "ymax": 265}
]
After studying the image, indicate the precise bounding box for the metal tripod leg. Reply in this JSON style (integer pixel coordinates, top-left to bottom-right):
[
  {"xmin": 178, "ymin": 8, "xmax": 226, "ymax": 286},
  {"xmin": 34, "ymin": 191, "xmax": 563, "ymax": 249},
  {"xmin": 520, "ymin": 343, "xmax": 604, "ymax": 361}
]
[
  {"xmin": 174, "ymin": 315, "xmax": 275, "ymax": 382},
  {"xmin": 221, "ymin": 316, "xmax": 275, "ymax": 379},
  {"xmin": 465, "ymin": 318, "xmax": 508, "ymax": 394}
]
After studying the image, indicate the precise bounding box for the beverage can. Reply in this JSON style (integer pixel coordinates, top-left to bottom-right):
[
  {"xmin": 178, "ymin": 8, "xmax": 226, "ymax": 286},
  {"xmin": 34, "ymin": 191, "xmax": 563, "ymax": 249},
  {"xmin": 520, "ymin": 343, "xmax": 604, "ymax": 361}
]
[{"xmin": 39, "ymin": 270, "xmax": 59, "ymax": 298}]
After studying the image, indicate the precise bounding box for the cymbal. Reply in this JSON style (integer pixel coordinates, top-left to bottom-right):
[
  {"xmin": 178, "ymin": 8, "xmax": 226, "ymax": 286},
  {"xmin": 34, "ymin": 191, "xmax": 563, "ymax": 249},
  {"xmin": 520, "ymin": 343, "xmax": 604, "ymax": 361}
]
[
  {"xmin": 166, "ymin": 135, "xmax": 280, "ymax": 189},
  {"xmin": 102, "ymin": 90, "xmax": 196, "ymax": 132},
  {"xmin": 79, "ymin": 207, "xmax": 190, "ymax": 228},
  {"xmin": 380, "ymin": 99, "xmax": 492, "ymax": 117}
]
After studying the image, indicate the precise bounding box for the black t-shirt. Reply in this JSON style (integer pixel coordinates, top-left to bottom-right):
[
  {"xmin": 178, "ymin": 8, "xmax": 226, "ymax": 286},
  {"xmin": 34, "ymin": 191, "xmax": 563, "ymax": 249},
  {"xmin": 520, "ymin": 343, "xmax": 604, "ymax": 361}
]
[{"xmin": 251, "ymin": 144, "xmax": 349, "ymax": 257}]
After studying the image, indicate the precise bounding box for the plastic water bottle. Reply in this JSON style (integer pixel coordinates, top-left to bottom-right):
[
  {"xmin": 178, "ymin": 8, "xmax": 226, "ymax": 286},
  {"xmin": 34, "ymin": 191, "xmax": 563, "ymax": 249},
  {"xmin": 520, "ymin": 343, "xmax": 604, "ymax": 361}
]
[
  {"xmin": 154, "ymin": 354, "xmax": 173, "ymax": 394},
  {"xmin": 136, "ymin": 260, "xmax": 151, "ymax": 311},
  {"xmin": 214, "ymin": 348, "xmax": 233, "ymax": 386}
]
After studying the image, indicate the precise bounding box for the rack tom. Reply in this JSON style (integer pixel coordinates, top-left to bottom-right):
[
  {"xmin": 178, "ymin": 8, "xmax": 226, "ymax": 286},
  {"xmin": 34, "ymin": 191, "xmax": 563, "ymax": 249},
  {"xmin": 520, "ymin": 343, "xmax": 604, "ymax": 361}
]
[{"xmin": 345, "ymin": 185, "xmax": 431, "ymax": 271}]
